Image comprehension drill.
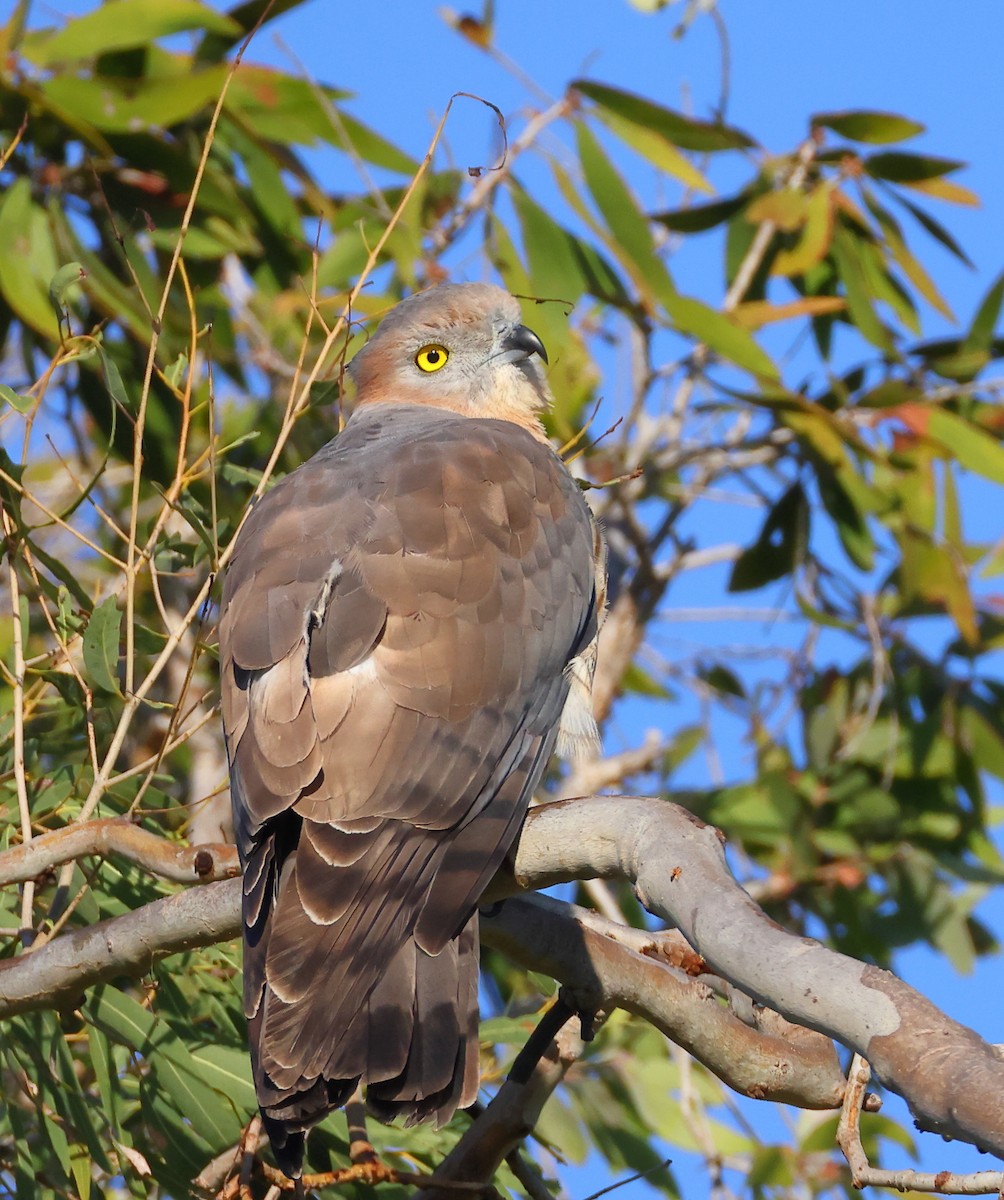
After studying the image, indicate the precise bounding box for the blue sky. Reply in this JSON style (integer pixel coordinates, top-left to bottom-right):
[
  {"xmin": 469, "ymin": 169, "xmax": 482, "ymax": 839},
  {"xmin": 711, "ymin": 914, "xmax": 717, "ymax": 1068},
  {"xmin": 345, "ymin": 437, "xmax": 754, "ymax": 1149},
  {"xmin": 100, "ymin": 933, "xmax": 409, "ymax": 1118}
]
[{"xmin": 22, "ymin": 0, "xmax": 1004, "ymax": 1194}]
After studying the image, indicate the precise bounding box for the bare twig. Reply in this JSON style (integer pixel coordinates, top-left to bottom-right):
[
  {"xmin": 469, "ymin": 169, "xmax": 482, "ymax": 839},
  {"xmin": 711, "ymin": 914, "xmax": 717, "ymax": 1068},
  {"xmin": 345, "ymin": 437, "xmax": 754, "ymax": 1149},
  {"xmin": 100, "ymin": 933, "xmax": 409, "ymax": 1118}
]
[
  {"xmin": 837, "ymin": 1055, "xmax": 1004, "ymax": 1194},
  {"xmin": 1, "ymin": 505, "xmax": 36, "ymax": 943}
]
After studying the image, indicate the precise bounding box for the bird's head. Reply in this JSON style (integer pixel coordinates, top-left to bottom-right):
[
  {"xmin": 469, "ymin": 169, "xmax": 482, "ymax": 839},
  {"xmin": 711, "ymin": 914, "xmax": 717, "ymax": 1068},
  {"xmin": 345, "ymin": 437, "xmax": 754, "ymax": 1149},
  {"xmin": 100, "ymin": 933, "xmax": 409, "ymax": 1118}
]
[{"xmin": 347, "ymin": 283, "xmax": 553, "ymax": 436}]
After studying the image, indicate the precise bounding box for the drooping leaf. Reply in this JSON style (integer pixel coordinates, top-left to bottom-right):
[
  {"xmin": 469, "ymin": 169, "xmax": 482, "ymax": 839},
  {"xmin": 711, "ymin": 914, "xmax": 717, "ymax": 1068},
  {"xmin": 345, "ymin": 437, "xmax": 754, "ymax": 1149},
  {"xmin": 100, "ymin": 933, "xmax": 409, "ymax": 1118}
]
[
  {"xmin": 729, "ymin": 483, "xmax": 810, "ymax": 592},
  {"xmin": 830, "ymin": 226, "xmax": 894, "ymax": 351},
  {"xmin": 592, "ymin": 107, "xmax": 712, "ymax": 193},
  {"xmin": 575, "ymin": 119, "xmax": 675, "ymax": 306},
  {"xmin": 81, "ymin": 595, "xmax": 122, "ymax": 695},
  {"xmin": 892, "ymin": 190, "xmax": 974, "ymax": 266}
]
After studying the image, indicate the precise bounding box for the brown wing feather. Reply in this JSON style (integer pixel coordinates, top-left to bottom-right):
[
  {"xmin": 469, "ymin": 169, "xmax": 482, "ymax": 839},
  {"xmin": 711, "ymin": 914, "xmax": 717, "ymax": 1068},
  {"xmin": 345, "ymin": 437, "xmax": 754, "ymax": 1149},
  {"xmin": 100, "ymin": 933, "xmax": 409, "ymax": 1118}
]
[{"xmin": 219, "ymin": 404, "xmax": 598, "ymax": 1172}]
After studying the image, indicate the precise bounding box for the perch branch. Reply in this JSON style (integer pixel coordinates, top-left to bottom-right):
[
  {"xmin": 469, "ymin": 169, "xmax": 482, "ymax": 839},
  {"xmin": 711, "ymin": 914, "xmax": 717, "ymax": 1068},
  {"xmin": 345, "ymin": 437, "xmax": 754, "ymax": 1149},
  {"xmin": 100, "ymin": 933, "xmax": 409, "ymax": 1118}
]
[
  {"xmin": 1, "ymin": 796, "xmax": 1002, "ymax": 1162},
  {"xmin": 481, "ymin": 894, "xmax": 848, "ymax": 1108},
  {"xmin": 491, "ymin": 798, "xmax": 1004, "ymax": 1158}
]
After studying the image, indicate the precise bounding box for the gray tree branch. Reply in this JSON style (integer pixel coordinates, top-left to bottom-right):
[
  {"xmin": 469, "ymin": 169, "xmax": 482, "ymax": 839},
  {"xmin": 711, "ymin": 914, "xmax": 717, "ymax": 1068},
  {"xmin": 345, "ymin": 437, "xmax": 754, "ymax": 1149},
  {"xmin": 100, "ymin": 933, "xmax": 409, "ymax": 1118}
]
[{"xmin": 1, "ymin": 795, "xmax": 1001, "ymax": 1162}]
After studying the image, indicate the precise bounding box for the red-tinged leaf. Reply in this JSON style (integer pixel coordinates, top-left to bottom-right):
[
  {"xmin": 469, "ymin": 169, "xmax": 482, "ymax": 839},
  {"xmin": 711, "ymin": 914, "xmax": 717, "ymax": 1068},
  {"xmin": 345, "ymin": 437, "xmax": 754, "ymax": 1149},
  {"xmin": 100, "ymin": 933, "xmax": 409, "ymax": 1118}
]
[
  {"xmin": 893, "ymin": 404, "xmax": 1004, "ymax": 485},
  {"xmin": 572, "ymin": 79, "xmax": 755, "ymax": 151},
  {"xmin": 864, "ymin": 151, "xmax": 965, "ymax": 183},
  {"xmin": 813, "ymin": 110, "xmax": 924, "ymax": 145}
]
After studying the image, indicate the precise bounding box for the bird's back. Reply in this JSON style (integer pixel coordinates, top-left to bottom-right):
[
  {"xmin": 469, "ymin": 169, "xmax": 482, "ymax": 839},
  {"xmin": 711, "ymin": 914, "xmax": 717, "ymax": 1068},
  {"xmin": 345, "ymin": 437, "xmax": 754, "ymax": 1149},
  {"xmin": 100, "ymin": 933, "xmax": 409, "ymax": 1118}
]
[{"xmin": 219, "ymin": 402, "xmax": 599, "ymax": 1174}]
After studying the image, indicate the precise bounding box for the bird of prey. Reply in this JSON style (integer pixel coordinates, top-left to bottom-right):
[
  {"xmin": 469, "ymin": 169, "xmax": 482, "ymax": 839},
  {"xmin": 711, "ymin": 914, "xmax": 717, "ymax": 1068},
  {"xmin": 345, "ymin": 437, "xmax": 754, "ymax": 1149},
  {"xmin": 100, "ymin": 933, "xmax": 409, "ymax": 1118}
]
[{"xmin": 218, "ymin": 282, "xmax": 604, "ymax": 1177}]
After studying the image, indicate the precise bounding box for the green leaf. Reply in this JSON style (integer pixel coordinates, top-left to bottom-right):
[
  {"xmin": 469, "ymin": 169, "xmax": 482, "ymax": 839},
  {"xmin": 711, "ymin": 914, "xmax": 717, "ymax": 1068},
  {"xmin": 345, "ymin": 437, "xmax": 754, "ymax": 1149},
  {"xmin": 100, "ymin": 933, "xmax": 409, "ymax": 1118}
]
[
  {"xmin": 652, "ymin": 192, "xmax": 748, "ymax": 234},
  {"xmin": 817, "ymin": 468, "xmax": 874, "ymax": 570},
  {"xmin": 25, "ymin": 0, "xmax": 240, "ymax": 65},
  {"xmin": 0, "ymin": 178, "xmax": 60, "ymax": 337},
  {"xmin": 0, "ymin": 384, "xmax": 32, "ymax": 413},
  {"xmin": 892, "ymin": 191, "xmax": 973, "ymax": 266},
  {"xmin": 573, "ymin": 79, "xmax": 755, "ymax": 151},
  {"xmin": 48, "ymin": 262, "xmax": 86, "ymax": 322},
  {"xmin": 814, "ymin": 110, "xmax": 925, "ymax": 145},
  {"xmin": 593, "ymin": 108, "xmax": 712, "ymax": 193},
  {"xmin": 40, "ymin": 66, "xmax": 230, "ymax": 133},
  {"xmin": 698, "ymin": 664, "xmax": 746, "ymax": 699},
  {"xmin": 663, "ymin": 294, "xmax": 779, "ymax": 379},
  {"xmin": 865, "ymin": 152, "xmax": 964, "ymax": 183},
  {"xmin": 772, "ymin": 185, "xmax": 835, "ymax": 276},
  {"xmin": 864, "ymin": 189, "xmax": 955, "ymax": 320},
  {"xmin": 511, "ymin": 186, "xmax": 588, "ymax": 306},
  {"xmin": 729, "ymin": 483, "xmax": 810, "ymax": 592},
  {"xmin": 82, "ymin": 595, "xmax": 122, "ymax": 695},
  {"xmin": 961, "ymin": 269, "xmax": 1004, "ymax": 359},
  {"xmin": 575, "ymin": 120, "xmax": 674, "ymax": 305},
  {"xmin": 830, "ymin": 226, "xmax": 894, "ymax": 351}
]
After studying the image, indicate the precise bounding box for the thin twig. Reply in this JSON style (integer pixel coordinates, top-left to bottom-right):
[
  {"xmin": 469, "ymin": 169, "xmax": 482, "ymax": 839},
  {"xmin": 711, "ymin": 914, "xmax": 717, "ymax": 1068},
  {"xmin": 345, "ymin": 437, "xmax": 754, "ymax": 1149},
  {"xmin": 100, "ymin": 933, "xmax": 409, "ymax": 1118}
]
[
  {"xmin": 2, "ymin": 505, "xmax": 36, "ymax": 944},
  {"xmin": 837, "ymin": 1055, "xmax": 1004, "ymax": 1195}
]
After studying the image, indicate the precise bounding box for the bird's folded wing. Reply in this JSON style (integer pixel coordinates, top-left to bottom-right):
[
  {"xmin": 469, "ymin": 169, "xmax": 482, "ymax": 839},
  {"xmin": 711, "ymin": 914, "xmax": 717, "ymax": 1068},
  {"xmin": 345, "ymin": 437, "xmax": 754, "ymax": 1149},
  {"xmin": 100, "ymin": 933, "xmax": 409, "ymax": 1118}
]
[{"xmin": 219, "ymin": 407, "xmax": 598, "ymax": 1067}]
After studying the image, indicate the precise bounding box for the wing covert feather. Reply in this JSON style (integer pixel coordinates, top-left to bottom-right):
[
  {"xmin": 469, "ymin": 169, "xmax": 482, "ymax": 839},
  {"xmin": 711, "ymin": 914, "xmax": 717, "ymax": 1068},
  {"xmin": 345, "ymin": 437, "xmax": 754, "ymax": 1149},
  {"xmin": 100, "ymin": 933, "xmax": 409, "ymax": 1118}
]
[{"xmin": 219, "ymin": 403, "xmax": 600, "ymax": 1155}]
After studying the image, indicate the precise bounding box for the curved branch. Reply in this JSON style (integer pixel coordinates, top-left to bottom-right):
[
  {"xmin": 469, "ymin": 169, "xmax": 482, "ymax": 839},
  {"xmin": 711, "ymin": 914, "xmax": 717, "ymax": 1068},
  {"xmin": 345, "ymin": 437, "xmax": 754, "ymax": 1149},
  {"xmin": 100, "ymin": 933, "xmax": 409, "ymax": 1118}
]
[
  {"xmin": 497, "ymin": 797, "xmax": 1004, "ymax": 1159},
  {"xmin": 1, "ymin": 796, "xmax": 1001, "ymax": 1163},
  {"xmin": 0, "ymin": 878, "xmax": 241, "ymax": 1014},
  {"xmin": 481, "ymin": 894, "xmax": 848, "ymax": 1109},
  {"xmin": 0, "ymin": 817, "xmax": 240, "ymax": 886}
]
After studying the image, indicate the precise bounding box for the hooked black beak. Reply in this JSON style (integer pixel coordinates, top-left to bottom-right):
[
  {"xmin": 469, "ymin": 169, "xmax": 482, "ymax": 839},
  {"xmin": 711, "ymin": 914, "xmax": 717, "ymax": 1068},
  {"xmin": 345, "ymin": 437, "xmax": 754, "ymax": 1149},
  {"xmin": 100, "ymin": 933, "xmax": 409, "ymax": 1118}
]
[{"xmin": 501, "ymin": 323, "xmax": 548, "ymax": 365}]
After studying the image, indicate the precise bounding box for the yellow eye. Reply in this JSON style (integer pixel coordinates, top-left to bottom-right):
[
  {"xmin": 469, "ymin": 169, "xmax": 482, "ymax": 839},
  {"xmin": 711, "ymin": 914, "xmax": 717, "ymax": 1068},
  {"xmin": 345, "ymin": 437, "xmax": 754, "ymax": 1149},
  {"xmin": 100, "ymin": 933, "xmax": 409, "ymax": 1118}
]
[{"xmin": 415, "ymin": 344, "xmax": 449, "ymax": 373}]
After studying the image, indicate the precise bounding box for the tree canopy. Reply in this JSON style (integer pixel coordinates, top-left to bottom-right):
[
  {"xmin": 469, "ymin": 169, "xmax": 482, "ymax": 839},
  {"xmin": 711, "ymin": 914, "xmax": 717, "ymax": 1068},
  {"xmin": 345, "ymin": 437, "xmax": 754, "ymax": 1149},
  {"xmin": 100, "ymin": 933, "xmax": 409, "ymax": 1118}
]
[{"xmin": 1, "ymin": 2, "xmax": 1003, "ymax": 1197}]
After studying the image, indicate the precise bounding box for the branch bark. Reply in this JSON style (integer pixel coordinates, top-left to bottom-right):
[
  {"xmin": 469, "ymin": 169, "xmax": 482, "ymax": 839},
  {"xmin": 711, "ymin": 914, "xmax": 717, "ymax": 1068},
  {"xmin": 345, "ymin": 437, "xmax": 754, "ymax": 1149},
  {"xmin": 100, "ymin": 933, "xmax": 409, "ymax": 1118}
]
[
  {"xmin": 481, "ymin": 894, "xmax": 847, "ymax": 1108},
  {"xmin": 495, "ymin": 798, "xmax": 1004, "ymax": 1158},
  {"xmin": 1, "ymin": 796, "xmax": 1001, "ymax": 1162},
  {"xmin": 0, "ymin": 817, "xmax": 239, "ymax": 886}
]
